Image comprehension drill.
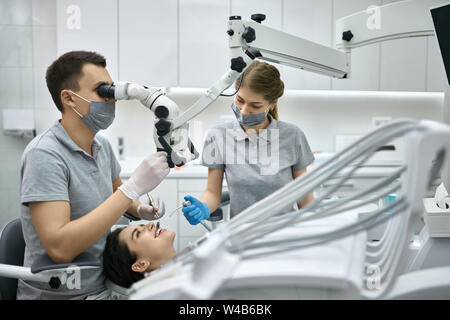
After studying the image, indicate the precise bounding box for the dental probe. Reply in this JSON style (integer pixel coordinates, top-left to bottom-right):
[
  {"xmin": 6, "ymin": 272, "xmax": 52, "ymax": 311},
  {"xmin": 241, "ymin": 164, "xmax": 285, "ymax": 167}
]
[
  {"xmin": 147, "ymin": 193, "xmax": 160, "ymax": 219},
  {"xmin": 169, "ymin": 205, "xmax": 183, "ymax": 216}
]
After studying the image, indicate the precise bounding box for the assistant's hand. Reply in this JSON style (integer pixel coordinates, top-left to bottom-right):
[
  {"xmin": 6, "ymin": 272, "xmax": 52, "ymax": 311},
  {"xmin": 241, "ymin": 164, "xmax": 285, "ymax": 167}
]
[
  {"xmin": 137, "ymin": 194, "xmax": 166, "ymax": 220},
  {"xmin": 118, "ymin": 152, "xmax": 170, "ymax": 201},
  {"xmin": 182, "ymin": 195, "xmax": 210, "ymax": 225}
]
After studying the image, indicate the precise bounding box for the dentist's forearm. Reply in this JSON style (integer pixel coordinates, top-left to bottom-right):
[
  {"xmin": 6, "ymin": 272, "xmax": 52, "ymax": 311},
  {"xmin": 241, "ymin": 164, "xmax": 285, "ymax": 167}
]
[
  {"xmin": 201, "ymin": 190, "xmax": 221, "ymax": 214},
  {"xmin": 112, "ymin": 176, "xmax": 141, "ymax": 218},
  {"xmin": 54, "ymin": 190, "xmax": 132, "ymax": 263}
]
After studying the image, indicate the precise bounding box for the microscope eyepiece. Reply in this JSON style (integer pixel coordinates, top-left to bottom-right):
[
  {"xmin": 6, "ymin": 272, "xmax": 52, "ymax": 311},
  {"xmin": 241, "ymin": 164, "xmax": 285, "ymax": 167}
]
[{"xmin": 97, "ymin": 83, "xmax": 115, "ymax": 99}]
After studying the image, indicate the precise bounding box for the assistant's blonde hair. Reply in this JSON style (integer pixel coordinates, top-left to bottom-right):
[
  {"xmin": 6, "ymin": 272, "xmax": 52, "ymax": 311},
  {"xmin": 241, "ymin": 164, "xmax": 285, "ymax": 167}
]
[{"xmin": 235, "ymin": 61, "xmax": 284, "ymax": 120}]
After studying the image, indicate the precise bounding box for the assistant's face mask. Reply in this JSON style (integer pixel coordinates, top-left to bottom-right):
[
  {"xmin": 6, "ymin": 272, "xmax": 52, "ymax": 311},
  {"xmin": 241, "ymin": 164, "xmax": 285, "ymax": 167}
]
[
  {"xmin": 231, "ymin": 101, "xmax": 270, "ymax": 127},
  {"xmin": 70, "ymin": 91, "xmax": 116, "ymax": 132}
]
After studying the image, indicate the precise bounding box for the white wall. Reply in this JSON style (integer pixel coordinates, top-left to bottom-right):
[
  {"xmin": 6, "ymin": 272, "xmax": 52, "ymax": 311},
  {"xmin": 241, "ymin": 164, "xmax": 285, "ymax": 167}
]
[{"xmin": 0, "ymin": 0, "xmax": 57, "ymax": 227}]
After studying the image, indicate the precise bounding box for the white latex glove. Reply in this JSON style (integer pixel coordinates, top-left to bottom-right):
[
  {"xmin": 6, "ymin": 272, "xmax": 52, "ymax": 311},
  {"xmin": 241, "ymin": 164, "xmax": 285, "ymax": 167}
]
[
  {"xmin": 137, "ymin": 194, "xmax": 166, "ymax": 220},
  {"xmin": 118, "ymin": 152, "xmax": 170, "ymax": 201}
]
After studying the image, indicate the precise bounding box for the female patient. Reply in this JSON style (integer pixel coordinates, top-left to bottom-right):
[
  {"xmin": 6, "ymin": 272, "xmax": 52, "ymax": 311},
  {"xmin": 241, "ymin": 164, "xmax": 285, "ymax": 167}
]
[{"xmin": 102, "ymin": 222, "xmax": 176, "ymax": 288}]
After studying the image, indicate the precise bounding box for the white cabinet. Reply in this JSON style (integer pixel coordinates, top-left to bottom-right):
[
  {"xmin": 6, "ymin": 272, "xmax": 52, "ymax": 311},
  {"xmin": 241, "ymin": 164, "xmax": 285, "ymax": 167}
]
[
  {"xmin": 118, "ymin": 0, "xmax": 177, "ymax": 87},
  {"xmin": 179, "ymin": 0, "xmax": 230, "ymax": 88},
  {"xmin": 282, "ymin": 0, "xmax": 332, "ymax": 90},
  {"xmin": 56, "ymin": 0, "xmax": 119, "ymax": 81}
]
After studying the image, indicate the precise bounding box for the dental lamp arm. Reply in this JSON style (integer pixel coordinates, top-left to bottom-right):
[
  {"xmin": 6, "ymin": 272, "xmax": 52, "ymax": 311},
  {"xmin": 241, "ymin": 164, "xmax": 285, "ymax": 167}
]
[
  {"xmin": 171, "ymin": 49, "xmax": 254, "ymax": 130},
  {"xmin": 171, "ymin": 15, "xmax": 349, "ymax": 130}
]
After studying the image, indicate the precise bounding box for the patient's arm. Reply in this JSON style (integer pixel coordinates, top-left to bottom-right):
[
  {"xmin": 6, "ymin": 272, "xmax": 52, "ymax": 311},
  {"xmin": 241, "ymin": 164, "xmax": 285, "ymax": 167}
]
[{"xmin": 293, "ymin": 168, "xmax": 314, "ymax": 209}]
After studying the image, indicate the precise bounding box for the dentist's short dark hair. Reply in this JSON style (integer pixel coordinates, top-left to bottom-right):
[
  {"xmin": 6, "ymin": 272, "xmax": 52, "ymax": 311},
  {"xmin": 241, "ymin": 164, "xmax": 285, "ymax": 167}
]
[
  {"xmin": 102, "ymin": 227, "xmax": 145, "ymax": 288},
  {"xmin": 46, "ymin": 50, "xmax": 106, "ymax": 112}
]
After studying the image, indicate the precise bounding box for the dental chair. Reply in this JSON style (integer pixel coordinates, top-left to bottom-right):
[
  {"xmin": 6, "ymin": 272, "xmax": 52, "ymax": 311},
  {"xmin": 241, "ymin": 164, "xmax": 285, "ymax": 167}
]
[
  {"xmin": 0, "ymin": 219, "xmax": 24, "ymax": 299},
  {"xmin": 0, "ymin": 212, "xmax": 138, "ymax": 300},
  {"xmin": 127, "ymin": 119, "xmax": 450, "ymax": 300},
  {"xmin": 0, "ymin": 197, "xmax": 231, "ymax": 300},
  {"xmin": 206, "ymin": 192, "xmax": 230, "ymax": 230}
]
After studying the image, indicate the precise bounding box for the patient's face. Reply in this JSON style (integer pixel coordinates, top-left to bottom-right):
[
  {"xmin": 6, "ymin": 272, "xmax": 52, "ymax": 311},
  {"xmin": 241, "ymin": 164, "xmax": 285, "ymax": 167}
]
[{"xmin": 119, "ymin": 222, "xmax": 176, "ymax": 272}]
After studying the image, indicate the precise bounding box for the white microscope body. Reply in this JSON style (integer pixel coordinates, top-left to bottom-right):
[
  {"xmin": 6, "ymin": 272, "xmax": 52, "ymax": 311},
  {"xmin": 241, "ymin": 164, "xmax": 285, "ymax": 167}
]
[{"xmin": 99, "ymin": 81, "xmax": 198, "ymax": 168}]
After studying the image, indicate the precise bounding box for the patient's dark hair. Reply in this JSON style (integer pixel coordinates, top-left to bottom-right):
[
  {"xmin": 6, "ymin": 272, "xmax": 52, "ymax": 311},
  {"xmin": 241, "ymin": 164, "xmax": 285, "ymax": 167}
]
[{"xmin": 102, "ymin": 228, "xmax": 145, "ymax": 288}]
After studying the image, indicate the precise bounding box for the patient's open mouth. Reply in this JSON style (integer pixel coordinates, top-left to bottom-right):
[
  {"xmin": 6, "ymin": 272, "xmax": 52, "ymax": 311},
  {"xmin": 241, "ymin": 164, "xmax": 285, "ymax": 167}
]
[{"xmin": 155, "ymin": 225, "xmax": 165, "ymax": 238}]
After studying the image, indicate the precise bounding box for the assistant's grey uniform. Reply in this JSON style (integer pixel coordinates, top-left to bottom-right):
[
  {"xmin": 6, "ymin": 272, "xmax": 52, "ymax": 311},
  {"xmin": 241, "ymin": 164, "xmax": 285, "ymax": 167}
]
[
  {"xmin": 17, "ymin": 120, "xmax": 121, "ymax": 299},
  {"xmin": 201, "ymin": 115, "xmax": 315, "ymax": 218}
]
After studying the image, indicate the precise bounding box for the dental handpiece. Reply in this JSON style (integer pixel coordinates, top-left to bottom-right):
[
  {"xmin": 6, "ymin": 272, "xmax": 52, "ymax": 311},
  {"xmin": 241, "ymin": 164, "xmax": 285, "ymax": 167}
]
[
  {"xmin": 168, "ymin": 200, "xmax": 211, "ymax": 232},
  {"xmin": 169, "ymin": 200, "xmax": 190, "ymax": 217},
  {"xmin": 183, "ymin": 200, "xmax": 212, "ymax": 232}
]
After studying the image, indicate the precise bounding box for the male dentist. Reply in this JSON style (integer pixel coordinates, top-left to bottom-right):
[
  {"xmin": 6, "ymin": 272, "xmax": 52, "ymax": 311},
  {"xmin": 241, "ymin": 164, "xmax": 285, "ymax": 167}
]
[{"xmin": 17, "ymin": 51, "xmax": 169, "ymax": 299}]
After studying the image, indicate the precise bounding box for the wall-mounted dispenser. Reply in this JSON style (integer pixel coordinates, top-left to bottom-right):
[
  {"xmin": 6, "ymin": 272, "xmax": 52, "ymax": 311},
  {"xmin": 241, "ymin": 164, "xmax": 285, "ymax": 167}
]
[{"xmin": 2, "ymin": 109, "xmax": 36, "ymax": 139}]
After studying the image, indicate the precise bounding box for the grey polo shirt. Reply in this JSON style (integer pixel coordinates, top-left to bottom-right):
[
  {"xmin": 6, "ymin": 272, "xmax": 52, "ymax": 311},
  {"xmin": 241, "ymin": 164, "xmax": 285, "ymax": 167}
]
[
  {"xmin": 201, "ymin": 115, "xmax": 315, "ymax": 218},
  {"xmin": 16, "ymin": 120, "xmax": 121, "ymax": 300}
]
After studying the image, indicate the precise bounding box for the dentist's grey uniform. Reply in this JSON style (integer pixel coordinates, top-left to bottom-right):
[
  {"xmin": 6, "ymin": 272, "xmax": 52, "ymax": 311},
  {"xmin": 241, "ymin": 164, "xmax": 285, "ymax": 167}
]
[{"xmin": 17, "ymin": 120, "xmax": 121, "ymax": 299}]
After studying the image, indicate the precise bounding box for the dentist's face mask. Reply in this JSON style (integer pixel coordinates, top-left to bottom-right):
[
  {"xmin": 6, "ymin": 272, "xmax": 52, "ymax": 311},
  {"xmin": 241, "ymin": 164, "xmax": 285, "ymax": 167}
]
[
  {"xmin": 231, "ymin": 101, "xmax": 270, "ymax": 127},
  {"xmin": 70, "ymin": 91, "xmax": 116, "ymax": 132}
]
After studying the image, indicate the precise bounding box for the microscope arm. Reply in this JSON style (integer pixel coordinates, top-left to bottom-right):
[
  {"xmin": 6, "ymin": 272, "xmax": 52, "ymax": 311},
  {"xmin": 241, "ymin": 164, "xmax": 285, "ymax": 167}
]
[
  {"xmin": 101, "ymin": 15, "xmax": 349, "ymax": 166},
  {"xmin": 107, "ymin": 81, "xmax": 196, "ymax": 168}
]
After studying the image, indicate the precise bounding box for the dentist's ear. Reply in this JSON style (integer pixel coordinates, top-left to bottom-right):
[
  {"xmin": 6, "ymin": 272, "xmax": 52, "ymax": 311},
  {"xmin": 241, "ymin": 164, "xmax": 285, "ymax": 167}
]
[
  {"xmin": 131, "ymin": 258, "xmax": 151, "ymax": 274},
  {"xmin": 60, "ymin": 89, "xmax": 76, "ymax": 110}
]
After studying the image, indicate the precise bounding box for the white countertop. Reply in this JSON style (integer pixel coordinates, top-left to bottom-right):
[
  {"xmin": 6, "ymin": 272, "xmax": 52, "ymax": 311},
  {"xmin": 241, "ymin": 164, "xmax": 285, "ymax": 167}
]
[{"xmin": 119, "ymin": 156, "xmax": 402, "ymax": 180}]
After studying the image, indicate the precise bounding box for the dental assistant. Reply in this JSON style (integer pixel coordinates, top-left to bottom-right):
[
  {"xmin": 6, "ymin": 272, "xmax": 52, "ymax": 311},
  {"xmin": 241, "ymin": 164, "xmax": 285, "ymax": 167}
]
[
  {"xmin": 182, "ymin": 61, "xmax": 315, "ymax": 225},
  {"xmin": 17, "ymin": 51, "xmax": 169, "ymax": 299}
]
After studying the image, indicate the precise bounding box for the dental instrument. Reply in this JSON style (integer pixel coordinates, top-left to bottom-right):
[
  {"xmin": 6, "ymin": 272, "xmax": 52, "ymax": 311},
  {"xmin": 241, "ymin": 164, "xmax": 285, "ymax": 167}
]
[
  {"xmin": 182, "ymin": 200, "xmax": 212, "ymax": 233},
  {"xmin": 168, "ymin": 202, "xmax": 188, "ymax": 218},
  {"xmin": 146, "ymin": 193, "xmax": 160, "ymax": 219},
  {"xmin": 167, "ymin": 200, "xmax": 211, "ymax": 232}
]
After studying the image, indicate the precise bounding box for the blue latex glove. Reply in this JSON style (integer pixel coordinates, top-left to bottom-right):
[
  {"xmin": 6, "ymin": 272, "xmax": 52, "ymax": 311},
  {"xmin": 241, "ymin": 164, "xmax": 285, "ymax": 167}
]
[{"xmin": 182, "ymin": 195, "xmax": 210, "ymax": 225}]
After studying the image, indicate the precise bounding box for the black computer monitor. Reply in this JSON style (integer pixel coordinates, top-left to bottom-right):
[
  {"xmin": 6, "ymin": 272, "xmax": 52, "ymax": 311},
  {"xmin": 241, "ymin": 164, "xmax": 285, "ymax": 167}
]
[{"xmin": 431, "ymin": 3, "xmax": 450, "ymax": 86}]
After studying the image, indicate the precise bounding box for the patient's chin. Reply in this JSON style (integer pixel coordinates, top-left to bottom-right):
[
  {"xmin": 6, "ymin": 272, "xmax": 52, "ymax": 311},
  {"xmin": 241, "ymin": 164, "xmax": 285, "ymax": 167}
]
[{"xmin": 161, "ymin": 229, "xmax": 176, "ymax": 242}]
